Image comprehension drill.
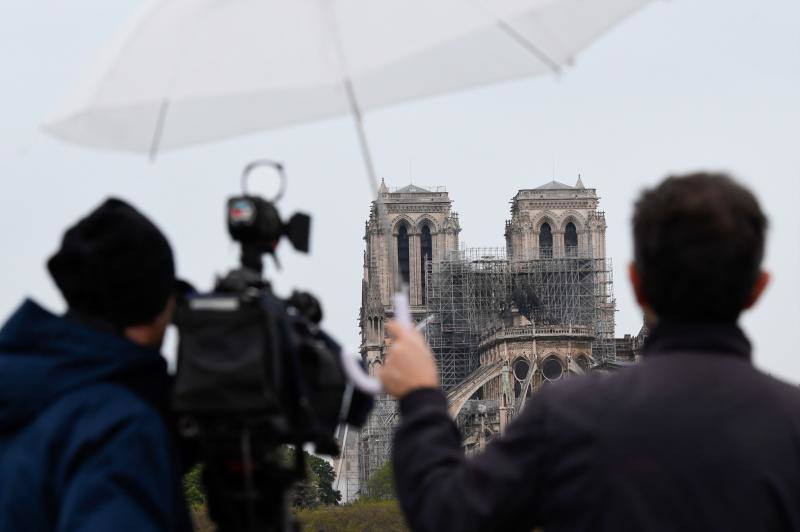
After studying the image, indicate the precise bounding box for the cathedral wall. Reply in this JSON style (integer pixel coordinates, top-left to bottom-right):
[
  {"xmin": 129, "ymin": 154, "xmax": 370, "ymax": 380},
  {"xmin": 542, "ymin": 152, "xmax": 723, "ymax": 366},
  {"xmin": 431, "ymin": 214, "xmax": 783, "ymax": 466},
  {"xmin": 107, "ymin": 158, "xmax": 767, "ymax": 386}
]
[{"xmin": 477, "ymin": 336, "xmax": 594, "ymax": 403}]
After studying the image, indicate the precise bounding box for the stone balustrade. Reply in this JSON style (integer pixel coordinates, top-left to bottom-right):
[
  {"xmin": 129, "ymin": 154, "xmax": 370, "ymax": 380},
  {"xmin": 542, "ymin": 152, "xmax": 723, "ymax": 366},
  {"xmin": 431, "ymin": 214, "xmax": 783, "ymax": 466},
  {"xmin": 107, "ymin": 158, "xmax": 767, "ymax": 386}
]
[{"xmin": 478, "ymin": 325, "xmax": 594, "ymax": 349}]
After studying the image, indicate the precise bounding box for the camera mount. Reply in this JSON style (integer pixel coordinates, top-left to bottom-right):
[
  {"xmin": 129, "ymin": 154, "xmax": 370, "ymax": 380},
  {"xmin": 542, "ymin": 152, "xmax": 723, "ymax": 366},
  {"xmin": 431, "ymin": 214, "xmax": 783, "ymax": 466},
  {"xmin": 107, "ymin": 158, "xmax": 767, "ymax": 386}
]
[{"xmin": 227, "ymin": 160, "xmax": 310, "ymax": 274}]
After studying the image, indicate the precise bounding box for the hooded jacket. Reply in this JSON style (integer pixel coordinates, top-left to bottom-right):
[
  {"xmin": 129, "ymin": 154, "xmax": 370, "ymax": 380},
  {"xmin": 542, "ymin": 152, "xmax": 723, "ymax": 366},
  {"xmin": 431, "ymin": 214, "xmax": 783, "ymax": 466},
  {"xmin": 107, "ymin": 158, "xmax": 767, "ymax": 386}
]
[{"xmin": 0, "ymin": 300, "xmax": 191, "ymax": 531}]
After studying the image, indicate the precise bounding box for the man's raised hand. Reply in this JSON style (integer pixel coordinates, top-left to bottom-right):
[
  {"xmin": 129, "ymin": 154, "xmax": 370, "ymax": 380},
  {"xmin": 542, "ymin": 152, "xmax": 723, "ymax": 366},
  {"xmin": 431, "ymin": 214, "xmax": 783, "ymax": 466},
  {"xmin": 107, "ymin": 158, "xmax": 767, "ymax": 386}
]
[{"xmin": 379, "ymin": 320, "xmax": 439, "ymax": 398}]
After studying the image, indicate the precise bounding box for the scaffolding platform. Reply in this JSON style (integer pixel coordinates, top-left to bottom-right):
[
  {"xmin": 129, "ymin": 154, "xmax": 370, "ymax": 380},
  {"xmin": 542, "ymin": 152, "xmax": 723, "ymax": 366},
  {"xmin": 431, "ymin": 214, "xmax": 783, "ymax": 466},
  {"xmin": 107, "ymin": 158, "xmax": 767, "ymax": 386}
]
[
  {"xmin": 357, "ymin": 395, "xmax": 398, "ymax": 495},
  {"xmin": 425, "ymin": 247, "xmax": 616, "ymax": 390}
]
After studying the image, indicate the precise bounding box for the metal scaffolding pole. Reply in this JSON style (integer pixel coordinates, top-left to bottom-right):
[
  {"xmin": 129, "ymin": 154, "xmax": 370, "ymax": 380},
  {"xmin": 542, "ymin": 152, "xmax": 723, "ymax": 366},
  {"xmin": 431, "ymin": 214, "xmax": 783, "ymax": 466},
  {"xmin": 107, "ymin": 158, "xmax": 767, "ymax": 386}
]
[
  {"xmin": 357, "ymin": 246, "xmax": 617, "ymax": 493},
  {"xmin": 425, "ymin": 248, "xmax": 616, "ymax": 392}
]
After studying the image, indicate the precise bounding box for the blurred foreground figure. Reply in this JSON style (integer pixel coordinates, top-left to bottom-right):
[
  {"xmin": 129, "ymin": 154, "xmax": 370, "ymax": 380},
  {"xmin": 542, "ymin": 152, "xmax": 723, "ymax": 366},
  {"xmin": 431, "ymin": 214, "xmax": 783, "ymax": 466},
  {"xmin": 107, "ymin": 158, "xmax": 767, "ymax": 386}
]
[
  {"xmin": 0, "ymin": 199, "xmax": 191, "ymax": 531},
  {"xmin": 382, "ymin": 173, "xmax": 800, "ymax": 531}
]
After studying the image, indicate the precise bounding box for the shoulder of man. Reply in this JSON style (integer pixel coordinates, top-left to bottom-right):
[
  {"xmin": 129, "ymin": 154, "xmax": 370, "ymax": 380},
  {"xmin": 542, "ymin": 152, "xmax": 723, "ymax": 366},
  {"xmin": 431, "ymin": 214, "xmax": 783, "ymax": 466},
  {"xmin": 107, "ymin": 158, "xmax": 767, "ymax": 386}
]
[
  {"xmin": 534, "ymin": 368, "xmax": 634, "ymax": 415},
  {"xmin": 51, "ymin": 381, "xmax": 173, "ymax": 472},
  {"xmin": 50, "ymin": 383, "xmax": 190, "ymax": 531},
  {"xmin": 498, "ymin": 368, "xmax": 641, "ymax": 459},
  {"xmin": 62, "ymin": 380, "xmax": 166, "ymax": 422},
  {"xmin": 749, "ymin": 370, "xmax": 800, "ymax": 418}
]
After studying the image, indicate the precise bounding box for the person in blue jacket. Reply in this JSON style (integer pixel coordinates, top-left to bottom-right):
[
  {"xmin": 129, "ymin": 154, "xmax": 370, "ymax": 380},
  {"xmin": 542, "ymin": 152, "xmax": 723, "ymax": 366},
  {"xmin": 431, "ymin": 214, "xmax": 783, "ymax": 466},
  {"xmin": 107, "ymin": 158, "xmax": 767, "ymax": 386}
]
[{"xmin": 0, "ymin": 198, "xmax": 192, "ymax": 531}]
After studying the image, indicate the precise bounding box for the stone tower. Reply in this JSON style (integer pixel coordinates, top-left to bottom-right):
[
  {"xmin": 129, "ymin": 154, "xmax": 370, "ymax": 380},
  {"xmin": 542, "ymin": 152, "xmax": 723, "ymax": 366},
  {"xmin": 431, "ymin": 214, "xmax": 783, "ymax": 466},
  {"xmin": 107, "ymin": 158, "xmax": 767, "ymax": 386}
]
[
  {"xmin": 360, "ymin": 181, "xmax": 460, "ymax": 372},
  {"xmin": 415, "ymin": 177, "xmax": 617, "ymax": 457},
  {"xmin": 350, "ymin": 181, "xmax": 461, "ymax": 498},
  {"xmin": 473, "ymin": 177, "xmax": 614, "ymax": 412},
  {"xmin": 504, "ymin": 177, "xmax": 607, "ymax": 261}
]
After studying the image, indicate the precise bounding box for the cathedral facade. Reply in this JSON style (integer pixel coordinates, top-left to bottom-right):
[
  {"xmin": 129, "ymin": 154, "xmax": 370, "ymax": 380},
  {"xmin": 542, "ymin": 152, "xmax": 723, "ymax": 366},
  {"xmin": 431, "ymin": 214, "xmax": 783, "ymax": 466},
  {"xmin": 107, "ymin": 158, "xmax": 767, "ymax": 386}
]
[
  {"xmin": 345, "ymin": 178, "xmax": 641, "ymax": 499},
  {"xmin": 360, "ymin": 177, "xmax": 615, "ymax": 389}
]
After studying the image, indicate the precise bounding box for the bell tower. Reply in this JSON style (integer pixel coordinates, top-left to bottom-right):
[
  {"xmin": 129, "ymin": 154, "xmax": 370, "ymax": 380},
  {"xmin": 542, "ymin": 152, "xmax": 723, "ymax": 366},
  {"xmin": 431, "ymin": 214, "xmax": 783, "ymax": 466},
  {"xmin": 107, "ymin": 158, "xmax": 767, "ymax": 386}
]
[
  {"xmin": 360, "ymin": 180, "xmax": 460, "ymax": 372},
  {"xmin": 504, "ymin": 177, "xmax": 607, "ymax": 260}
]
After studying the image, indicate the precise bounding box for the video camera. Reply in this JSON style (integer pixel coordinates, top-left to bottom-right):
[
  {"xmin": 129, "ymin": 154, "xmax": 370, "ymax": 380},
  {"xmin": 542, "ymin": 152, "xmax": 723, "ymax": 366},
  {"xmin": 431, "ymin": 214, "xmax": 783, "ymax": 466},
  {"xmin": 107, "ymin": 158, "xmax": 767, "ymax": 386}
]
[{"xmin": 172, "ymin": 161, "xmax": 373, "ymax": 532}]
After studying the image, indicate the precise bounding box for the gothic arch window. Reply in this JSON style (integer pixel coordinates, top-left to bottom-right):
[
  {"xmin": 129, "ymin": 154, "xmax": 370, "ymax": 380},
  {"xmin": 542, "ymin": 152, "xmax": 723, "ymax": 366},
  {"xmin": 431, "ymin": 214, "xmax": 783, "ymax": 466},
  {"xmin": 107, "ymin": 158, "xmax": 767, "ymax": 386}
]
[
  {"xmin": 420, "ymin": 223, "xmax": 433, "ymax": 303},
  {"xmin": 539, "ymin": 222, "xmax": 553, "ymax": 258},
  {"xmin": 565, "ymin": 222, "xmax": 578, "ymax": 257},
  {"xmin": 541, "ymin": 355, "xmax": 564, "ymax": 381},
  {"xmin": 512, "ymin": 357, "xmax": 532, "ymax": 398},
  {"xmin": 397, "ymin": 223, "xmax": 410, "ymax": 287}
]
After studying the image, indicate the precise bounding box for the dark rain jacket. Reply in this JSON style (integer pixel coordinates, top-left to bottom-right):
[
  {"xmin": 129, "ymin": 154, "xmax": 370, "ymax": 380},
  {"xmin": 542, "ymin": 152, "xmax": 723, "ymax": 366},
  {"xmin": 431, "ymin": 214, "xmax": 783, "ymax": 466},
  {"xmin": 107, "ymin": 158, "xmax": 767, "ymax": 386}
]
[
  {"xmin": 0, "ymin": 300, "xmax": 192, "ymax": 531},
  {"xmin": 393, "ymin": 321, "xmax": 800, "ymax": 531}
]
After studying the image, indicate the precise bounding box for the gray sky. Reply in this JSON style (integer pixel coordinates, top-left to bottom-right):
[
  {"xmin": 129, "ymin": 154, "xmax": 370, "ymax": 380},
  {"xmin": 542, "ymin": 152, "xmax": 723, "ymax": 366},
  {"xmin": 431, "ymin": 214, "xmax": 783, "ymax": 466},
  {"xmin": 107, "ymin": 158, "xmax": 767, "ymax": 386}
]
[{"xmin": 1, "ymin": 0, "xmax": 798, "ymax": 382}]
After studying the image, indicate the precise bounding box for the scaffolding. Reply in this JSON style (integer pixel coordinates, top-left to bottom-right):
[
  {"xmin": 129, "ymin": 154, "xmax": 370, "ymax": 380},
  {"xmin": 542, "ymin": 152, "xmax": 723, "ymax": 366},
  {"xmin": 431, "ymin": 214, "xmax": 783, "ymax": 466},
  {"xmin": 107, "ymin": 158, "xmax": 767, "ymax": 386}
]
[
  {"xmin": 425, "ymin": 247, "xmax": 616, "ymax": 390},
  {"xmin": 333, "ymin": 426, "xmax": 363, "ymax": 502},
  {"xmin": 354, "ymin": 247, "xmax": 615, "ymax": 494},
  {"xmin": 357, "ymin": 395, "xmax": 398, "ymax": 495}
]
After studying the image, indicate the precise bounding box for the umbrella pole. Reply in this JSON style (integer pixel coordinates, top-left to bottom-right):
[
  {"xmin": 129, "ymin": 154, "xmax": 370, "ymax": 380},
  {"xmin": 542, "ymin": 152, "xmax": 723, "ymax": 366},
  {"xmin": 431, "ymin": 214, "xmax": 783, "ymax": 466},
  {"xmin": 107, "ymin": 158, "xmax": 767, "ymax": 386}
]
[
  {"xmin": 342, "ymin": 79, "xmax": 412, "ymax": 329},
  {"xmin": 322, "ymin": 0, "xmax": 410, "ymax": 328}
]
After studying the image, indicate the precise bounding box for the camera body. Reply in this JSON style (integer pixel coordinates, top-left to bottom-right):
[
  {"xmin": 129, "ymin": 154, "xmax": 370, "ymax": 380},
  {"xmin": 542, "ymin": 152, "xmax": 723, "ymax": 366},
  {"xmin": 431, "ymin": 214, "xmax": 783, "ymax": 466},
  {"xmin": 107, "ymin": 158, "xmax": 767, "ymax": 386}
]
[{"xmin": 172, "ymin": 163, "xmax": 371, "ymax": 531}]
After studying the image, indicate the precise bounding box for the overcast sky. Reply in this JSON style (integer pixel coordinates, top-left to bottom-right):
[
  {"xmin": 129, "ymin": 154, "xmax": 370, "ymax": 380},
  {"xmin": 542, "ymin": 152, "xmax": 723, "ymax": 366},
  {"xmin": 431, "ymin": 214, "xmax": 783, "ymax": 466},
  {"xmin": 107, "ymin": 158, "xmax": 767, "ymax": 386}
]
[{"xmin": 1, "ymin": 0, "xmax": 798, "ymax": 382}]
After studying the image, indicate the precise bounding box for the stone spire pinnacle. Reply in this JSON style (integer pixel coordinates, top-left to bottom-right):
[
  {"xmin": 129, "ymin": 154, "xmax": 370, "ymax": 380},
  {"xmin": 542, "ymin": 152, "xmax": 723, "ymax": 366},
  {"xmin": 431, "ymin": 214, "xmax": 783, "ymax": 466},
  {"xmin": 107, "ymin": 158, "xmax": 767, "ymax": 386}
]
[
  {"xmin": 378, "ymin": 178, "xmax": 388, "ymax": 194},
  {"xmin": 575, "ymin": 174, "xmax": 585, "ymax": 189}
]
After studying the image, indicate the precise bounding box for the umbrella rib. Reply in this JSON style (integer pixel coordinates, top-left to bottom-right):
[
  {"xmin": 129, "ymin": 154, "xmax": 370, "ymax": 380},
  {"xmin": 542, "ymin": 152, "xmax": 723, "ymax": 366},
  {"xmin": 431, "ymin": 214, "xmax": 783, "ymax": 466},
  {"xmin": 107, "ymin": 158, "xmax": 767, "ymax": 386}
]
[
  {"xmin": 343, "ymin": 79, "xmax": 379, "ymax": 197},
  {"xmin": 465, "ymin": 0, "xmax": 561, "ymax": 74},
  {"xmin": 149, "ymin": 98, "xmax": 170, "ymax": 161},
  {"xmin": 342, "ymin": 76, "xmax": 403, "ymax": 296},
  {"xmin": 324, "ymin": 1, "xmax": 404, "ymax": 297},
  {"xmin": 494, "ymin": 18, "xmax": 561, "ymax": 74}
]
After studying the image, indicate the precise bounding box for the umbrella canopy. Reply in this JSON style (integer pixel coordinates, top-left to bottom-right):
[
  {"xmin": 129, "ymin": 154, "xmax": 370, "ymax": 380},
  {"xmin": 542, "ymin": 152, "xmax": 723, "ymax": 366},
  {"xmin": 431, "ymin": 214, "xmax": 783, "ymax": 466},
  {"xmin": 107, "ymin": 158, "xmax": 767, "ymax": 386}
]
[{"xmin": 45, "ymin": 0, "xmax": 653, "ymax": 154}]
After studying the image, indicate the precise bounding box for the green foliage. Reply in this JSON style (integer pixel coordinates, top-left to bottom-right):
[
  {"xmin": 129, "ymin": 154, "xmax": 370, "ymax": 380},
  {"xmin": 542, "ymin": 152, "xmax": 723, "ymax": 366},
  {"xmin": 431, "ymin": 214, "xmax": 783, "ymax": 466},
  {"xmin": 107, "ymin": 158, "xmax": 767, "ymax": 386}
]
[
  {"xmin": 183, "ymin": 464, "xmax": 206, "ymax": 508},
  {"xmin": 365, "ymin": 460, "xmax": 396, "ymax": 500},
  {"xmin": 285, "ymin": 447, "xmax": 343, "ymax": 509},
  {"xmin": 184, "ymin": 464, "xmax": 213, "ymax": 530},
  {"xmin": 308, "ymin": 451, "xmax": 342, "ymax": 506},
  {"xmin": 296, "ymin": 499, "xmax": 409, "ymax": 532},
  {"xmin": 191, "ymin": 499, "xmax": 409, "ymax": 532}
]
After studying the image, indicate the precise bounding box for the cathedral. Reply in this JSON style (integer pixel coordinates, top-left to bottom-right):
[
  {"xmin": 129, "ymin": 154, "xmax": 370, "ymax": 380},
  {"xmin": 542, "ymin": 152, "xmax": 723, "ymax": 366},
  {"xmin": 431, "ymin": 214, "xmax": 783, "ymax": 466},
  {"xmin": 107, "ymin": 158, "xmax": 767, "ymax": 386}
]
[{"xmin": 337, "ymin": 178, "xmax": 645, "ymax": 500}]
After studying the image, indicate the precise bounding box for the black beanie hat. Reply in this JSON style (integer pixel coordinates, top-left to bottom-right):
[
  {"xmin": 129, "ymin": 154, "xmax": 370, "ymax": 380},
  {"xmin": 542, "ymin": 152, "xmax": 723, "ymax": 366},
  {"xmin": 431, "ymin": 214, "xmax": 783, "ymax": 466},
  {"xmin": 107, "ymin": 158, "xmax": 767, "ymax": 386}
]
[{"xmin": 47, "ymin": 198, "xmax": 175, "ymax": 327}]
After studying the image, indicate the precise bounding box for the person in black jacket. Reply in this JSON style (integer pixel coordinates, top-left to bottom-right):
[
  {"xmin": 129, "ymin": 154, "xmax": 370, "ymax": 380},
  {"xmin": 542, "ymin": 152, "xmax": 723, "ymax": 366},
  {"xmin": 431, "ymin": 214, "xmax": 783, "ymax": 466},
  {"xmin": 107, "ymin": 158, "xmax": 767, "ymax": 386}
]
[
  {"xmin": 380, "ymin": 173, "xmax": 800, "ymax": 531},
  {"xmin": 0, "ymin": 199, "xmax": 192, "ymax": 531}
]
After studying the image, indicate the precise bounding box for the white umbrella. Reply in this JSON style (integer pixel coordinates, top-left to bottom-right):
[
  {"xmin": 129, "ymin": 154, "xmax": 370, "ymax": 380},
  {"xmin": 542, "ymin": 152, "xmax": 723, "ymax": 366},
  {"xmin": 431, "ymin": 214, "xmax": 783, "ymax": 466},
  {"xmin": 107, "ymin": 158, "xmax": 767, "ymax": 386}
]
[
  {"xmin": 46, "ymin": 0, "xmax": 652, "ymax": 156},
  {"xmin": 45, "ymin": 0, "xmax": 653, "ymax": 381}
]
